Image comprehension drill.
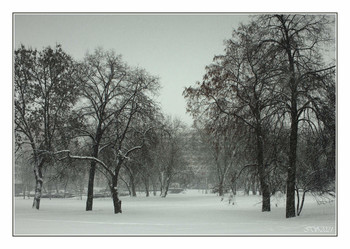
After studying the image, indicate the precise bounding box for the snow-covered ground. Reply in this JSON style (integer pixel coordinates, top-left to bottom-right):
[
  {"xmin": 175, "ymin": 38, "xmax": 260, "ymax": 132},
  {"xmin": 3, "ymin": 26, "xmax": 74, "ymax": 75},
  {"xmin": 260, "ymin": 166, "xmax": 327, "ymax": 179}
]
[{"xmin": 13, "ymin": 190, "xmax": 336, "ymax": 236}]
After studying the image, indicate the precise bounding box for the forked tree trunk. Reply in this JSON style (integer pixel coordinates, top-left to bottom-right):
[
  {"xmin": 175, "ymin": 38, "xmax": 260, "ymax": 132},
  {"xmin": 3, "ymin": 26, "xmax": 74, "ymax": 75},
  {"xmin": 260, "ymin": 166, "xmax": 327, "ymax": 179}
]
[
  {"xmin": 161, "ymin": 184, "xmax": 169, "ymax": 198},
  {"xmin": 296, "ymin": 188, "xmax": 307, "ymax": 216},
  {"xmin": 160, "ymin": 174, "xmax": 170, "ymax": 198}
]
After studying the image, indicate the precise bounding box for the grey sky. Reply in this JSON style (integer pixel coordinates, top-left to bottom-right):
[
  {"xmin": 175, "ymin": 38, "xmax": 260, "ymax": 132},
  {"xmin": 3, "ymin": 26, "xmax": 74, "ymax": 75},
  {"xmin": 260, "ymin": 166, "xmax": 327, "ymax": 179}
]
[{"xmin": 14, "ymin": 14, "xmax": 251, "ymax": 125}]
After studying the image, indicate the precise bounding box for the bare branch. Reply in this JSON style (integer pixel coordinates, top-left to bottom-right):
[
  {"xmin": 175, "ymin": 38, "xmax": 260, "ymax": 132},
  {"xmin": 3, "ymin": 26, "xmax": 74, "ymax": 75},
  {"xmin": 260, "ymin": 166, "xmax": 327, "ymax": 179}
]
[{"xmin": 54, "ymin": 150, "xmax": 114, "ymax": 176}]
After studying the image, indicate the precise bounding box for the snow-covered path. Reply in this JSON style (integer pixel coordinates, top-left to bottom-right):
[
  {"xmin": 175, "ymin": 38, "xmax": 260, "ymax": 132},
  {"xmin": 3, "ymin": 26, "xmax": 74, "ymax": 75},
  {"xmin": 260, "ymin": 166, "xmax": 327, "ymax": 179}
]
[{"xmin": 14, "ymin": 190, "xmax": 336, "ymax": 235}]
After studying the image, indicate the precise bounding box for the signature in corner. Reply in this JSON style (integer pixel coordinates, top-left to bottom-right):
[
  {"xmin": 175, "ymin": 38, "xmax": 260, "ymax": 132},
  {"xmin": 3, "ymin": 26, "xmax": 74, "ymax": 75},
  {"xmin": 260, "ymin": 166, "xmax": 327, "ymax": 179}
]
[{"xmin": 304, "ymin": 226, "xmax": 334, "ymax": 233}]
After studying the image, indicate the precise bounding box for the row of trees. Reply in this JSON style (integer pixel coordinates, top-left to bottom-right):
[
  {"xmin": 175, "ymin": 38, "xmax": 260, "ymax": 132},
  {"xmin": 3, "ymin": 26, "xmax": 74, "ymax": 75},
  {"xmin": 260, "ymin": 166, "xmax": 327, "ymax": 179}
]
[
  {"xmin": 184, "ymin": 14, "xmax": 336, "ymax": 218},
  {"xmin": 15, "ymin": 46, "xmax": 189, "ymax": 213},
  {"xmin": 14, "ymin": 14, "xmax": 336, "ymax": 219}
]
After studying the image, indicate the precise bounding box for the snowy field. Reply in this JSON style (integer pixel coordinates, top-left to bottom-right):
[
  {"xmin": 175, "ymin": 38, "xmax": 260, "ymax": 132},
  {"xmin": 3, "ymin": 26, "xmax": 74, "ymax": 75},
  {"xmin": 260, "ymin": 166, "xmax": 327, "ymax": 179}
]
[{"xmin": 13, "ymin": 190, "xmax": 336, "ymax": 236}]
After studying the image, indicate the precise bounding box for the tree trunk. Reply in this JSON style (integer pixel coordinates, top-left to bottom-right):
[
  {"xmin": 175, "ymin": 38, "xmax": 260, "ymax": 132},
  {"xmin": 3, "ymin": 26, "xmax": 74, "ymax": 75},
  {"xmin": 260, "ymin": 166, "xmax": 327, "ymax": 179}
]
[
  {"xmin": 244, "ymin": 181, "xmax": 250, "ymax": 196},
  {"xmin": 160, "ymin": 176, "xmax": 170, "ymax": 198},
  {"xmin": 143, "ymin": 176, "xmax": 150, "ymax": 197},
  {"xmin": 86, "ymin": 139, "xmax": 101, "ymax": 211},
  {"xmin": 129, "ymin": 174, "xmax": 137, "ymax": 197},
  {"xmin": 231, "ymin": 182, "xmax": 237, "ymax": 195},
  {"xmin": 86, "ymin": 161, "xmax": 96, "ymax": 211},
  {"xmin": 23, "ymin": 185, "xmax": 27, "ymax": 199},
  {"xmin": 86, "ymin": 130, "xmax": 102, "ymax": 211},
  {"xmin": 251, "ymin": 174, "xmax": 257, "ymax": 195},
  {"xmin": 218, "ymin": 179, "xmax": 225, "ymax": 196},
  {"xmin": 32, "ymin": 179, "xmax": 43, "ymax": 209},
  {"xmin": 161, "ymin": 183, "xmax": 169, "ymax": 198},
  {"xmin": 160, "ymin": 187, "xmax": 167, "ymax": 197},
  {"xmin": 286, "ymin": 102, "xmax": 298, "ymax": 218},
  {"xmin": 47, "ymin": 180, "xmax": 52, "ymax": 200},
  {"xmin": 297, "ymin": 190, "xmax": 307, "ymax": 216},
  {"xmin": 296, "ymin": 188, "xmax": 300, "ymax": 215},
  {"xmin": 121, "ymin": 176, "xmax": 131, "ymax": 196},
  {"xmin": 256, "ymin": 124, "xmax": 270, "ymax": 212},
  {"xmin": 151, "ymin": 178, "xmax": 157, "ymax": 196},
  {"xmin": 112, "ymin": 193, "xmax": 122, "ymax": 214},
  {"xmin": 32, "ymin": 159, "xmax": 44, "ymax": 210},
  {"xmin": 109, "ymin": 161, "xmax": 124, "ymax": 213},
  {"xmin": 276, "ymin": 14, "xmax": 298, "ymax": 218},
  {"xmin": 109, "ymin": 181, "xmax": 122, "ymax": 214},
  {"xmin": 287, "ymin": 21, "xmax": 298, "ymax": 218},
  {"xmin": 230, "ymin": 173, "xmax": 237, "ymax": 195},
  {"xmin": 160, "ymin": 172, "xmax": 166, "ymax": 197},
  {"xmin": 145, "ymin": 184, "xmax": 149, "ymax": 197}
]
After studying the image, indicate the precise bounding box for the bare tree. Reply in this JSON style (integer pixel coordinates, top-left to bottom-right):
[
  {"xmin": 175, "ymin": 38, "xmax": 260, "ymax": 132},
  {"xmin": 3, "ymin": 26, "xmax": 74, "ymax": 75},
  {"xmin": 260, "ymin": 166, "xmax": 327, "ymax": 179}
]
[
  {"xmin": 53, "ymin": 49, "xmax": 160, "ymax": 213},
  {"xmin": 184, "ymin": 15, "xmax": 335, "ymax": 215},
  {"xmin": 75, "ymin": 48, "xmax": 159, "ymax": 211},
  {"xmin": 197, "ymin": 116, "xmax": 239, "ymax": 196},
  {"xmin": 255, "ymin": 14, "xmax": 335, "ymax": 218},
  {"xmin": 184, "ymin": 21, "xmax": 281, "ymax": 211},
  {"xmin": 14, "ymin": 45, "xmax": 79, "ymax": 209},
  {"xmin": 74, "ymin": 48, "xmax": 128, "ymax": 211},
  {"xmin": 150, "ymin": 117, "xmax": 187, "ymax": 198}
]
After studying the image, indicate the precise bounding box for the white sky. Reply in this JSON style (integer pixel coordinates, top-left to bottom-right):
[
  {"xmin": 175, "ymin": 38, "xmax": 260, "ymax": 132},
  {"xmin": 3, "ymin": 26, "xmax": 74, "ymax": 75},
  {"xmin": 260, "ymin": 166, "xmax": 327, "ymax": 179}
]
[{"xmin": 13, "ymin": 13, "xmax": 251, "ymax": 125}]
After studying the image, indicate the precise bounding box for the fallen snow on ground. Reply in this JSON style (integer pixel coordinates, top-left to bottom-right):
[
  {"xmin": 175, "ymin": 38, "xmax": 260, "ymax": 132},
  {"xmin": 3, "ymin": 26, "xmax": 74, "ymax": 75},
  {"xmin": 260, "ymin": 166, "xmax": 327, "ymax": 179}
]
[{"xmin": 13, "ymin": 190, "xmax": 336, "ymax": 236}]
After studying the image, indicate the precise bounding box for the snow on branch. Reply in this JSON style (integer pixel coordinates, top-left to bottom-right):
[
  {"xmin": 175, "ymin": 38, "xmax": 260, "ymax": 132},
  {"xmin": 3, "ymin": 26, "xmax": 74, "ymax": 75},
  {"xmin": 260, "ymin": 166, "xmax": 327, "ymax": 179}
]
[
  {"xmin": 122, "ymin": 126, "xmax": 156, "ymax": 157},
  {"xmin": 53, "ymin": 150, "xmax": 114, "ymax": 176},
  {"xmin": 124, "ymin": 146, "xmax": 142, "ymax": 158}
]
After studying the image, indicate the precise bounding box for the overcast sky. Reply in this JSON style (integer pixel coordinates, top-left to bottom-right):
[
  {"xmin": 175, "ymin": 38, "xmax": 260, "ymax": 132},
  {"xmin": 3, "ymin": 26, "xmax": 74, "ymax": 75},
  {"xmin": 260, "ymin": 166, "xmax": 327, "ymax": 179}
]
[{"xmin": 14, "ymin": 14, "xmax": 251, "ymax": 125}]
